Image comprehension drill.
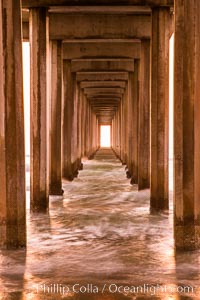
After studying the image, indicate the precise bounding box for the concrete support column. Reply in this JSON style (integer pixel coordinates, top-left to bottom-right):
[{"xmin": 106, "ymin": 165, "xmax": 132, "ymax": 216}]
[
  {"xmin": 62, "ymin": 60, "xmax": 75, "ymax": 180},
  {"xmin": 138, "ymin": 40, "xmax": 150, "ymax": 190},
  {"xmin": 174, "ymin": 0, "xmax": 200, "ymax": 250},
  {"xmin": 91, "ymin": 112, "xmax": 95, "ymax": 152},
  {"xmin": 116, "ymin": 109, "xmax": 120, "ymax": 156},
  {"xmin": 150, "ymin": 7, "xmax": 170, "ymax": 211},
  {"xmin": 85, "ymin": 101, "xmax": 90, "ymax": 156},
  {"xmin": 130, "ymin": 61, "xmax": 139, "ymax": 185},
  {"xmin": 77, "ymin": 86, "xmax": 83, "ymax": 167},
  {"xmin": 88, "ymin": 106, "xmax": 92, "ymax": 156},
  {"xmin": 0, "ymin": 0, "xmax": 26, "ymax": 248},
  {"xmin": 30, "ymin": 8, "xmax": 49, "ymax": 211},
  {"xmin": 124, "ymin": 87, "xmax": 129, "ymax": 166},
  {"xmin": 71, "ymin": 79, "xmax": 79, "ymax": 176},
  {"xmin": 49, "ymin": 41, "xmax": 63, "ymax": 195},
  {"xmin": 81, "ymin": 93, "xmax": 87, "ymax": 157},
  {"xmin": 119, "ymin": 99, "xmax": 123, "ymax": 160},
  {"xmin": 112, "ymin": 117, "xmax": 115, "ymax": 149},
  {"xmin": 127, "ymin": 72, "xmax": 134, "ymax": 179},
  {"xmin": 121, "ymin": 97, "xmax": 126, "ymax": 164},
  {"xmin": 96, "ymin": 117, "xmax": 100, "ymax": 149}
]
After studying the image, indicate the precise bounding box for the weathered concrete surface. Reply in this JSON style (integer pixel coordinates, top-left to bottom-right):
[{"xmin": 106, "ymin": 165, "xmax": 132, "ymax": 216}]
[
  {"xmin": 126, "ymin": 72, "xmax": 134, "ymax": 179},
  {"xmin": 71, "ymin": 80, "xmax": 80, "ymax": 176},
  {"xmin": 0, "ymin": 0, "xmax": 26, "ymax": 248},
  {"xmin": 174, "ymin": 0, "xmax": 200, "ymax": 250},
  {"xmin": 130, "ymin": 61, "xmax": 139, "ymax": 185},
  {"xmin": 62, "ymin": 60, "xmax": 75, "ymax": 180},
  {"xmin": 71, "ymin": 59, "xmax": 134, "ymax": 73},
  {"xmin": 49, "ymin": 6, "xmax": 151, "ymax": 14},
  {"xmin": 138, "ymin": 40, "xmax": 150, "ymax": 190},
  {"xmin": 22, "ymin": 21, "xmax": 29, "ymax": 40},
  {"xmin": 49, "ymin": 41, "xmax": 63, "ymax": 195},
  {"xmin": 84, "ymin": 87, "xmax": 125, "ymax": 95},
  {"xmin": 22, "ymin": 0, "xmax": 174, "ymax": 7},
  {"xmin": 30, "ymin": 8, "xmax": 49, "ymax": 211},
  {"xmin": 76, "ymin": 72, "xmax": 128, "ymax": 82},
  {"xmin": 49, "ymin": 14, "xmax": 150, "ymax": 40},
  {"xmin": 62, "ymin": 40, "xmax": 141, "ymax": 59},
  {"xmin": 150, "ymin": 7, "xmax": 170, "ymax": 212},
  {"xmin": 62, "ymin": 60, "xmax": 83, "ymax": 179},
  {"xmin": 80, "ymin": 81, "xmax": 126, "ymax": 89}
]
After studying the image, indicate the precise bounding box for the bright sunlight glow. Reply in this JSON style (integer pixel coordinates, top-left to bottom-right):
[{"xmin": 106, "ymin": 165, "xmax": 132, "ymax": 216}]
[{"xmin": 100, "ymin": 125, "xmax": 111, "ymax": 147}]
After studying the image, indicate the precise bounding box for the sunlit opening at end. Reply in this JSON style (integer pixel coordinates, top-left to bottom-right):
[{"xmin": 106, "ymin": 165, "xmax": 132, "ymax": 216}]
[{"xmin": 100, "ymin": 125, "xmax": 111, "ymax": 147}]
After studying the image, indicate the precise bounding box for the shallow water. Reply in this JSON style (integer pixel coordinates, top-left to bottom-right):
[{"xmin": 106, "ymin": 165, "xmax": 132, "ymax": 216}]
[{"xmin": 0, "ymin": 148, "xmax": 200, "ymax": 300}]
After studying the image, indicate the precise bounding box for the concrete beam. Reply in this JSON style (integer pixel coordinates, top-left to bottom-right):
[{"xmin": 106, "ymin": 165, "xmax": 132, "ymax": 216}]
[
  {"xmin": 62, "ymin": 39, "xmax": 141, "ymax": 59},
  {"xmin": 76, "ymin": 72, "xmax": 129, "ymax": 82},
  {"xmin": 84, "ymin": 87, "xmax": 125, "ymax": 95},
  {"xmin": 89, "ymin": 98, "xmax": 120, "ymax": 102},
  {"xmin": 71, "ymin": 59, "xmax": 134, "ymax": 73},
  {"xmin": 49, "ymin": 13, "xmax": 150, "ymax": 39},
  {"xmin": 49, "ymin": 6, "xmax": 152, "ymax": 14},
  {"xmin": 22, "ymin": 0, "xmax": 174, "ymax": 8},
  {"xmin": 87, "ymin": 93, "xmax": 122, "ymax": 98},
  {"xmin": 80, "ymin": 81, "xmax": 126, "ymax": 88}
]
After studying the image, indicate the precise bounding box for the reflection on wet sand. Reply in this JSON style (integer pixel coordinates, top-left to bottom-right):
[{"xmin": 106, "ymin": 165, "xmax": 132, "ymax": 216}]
[{"xmin": 0, "ymin": 149, "xmax": 200, "ymax": 299}]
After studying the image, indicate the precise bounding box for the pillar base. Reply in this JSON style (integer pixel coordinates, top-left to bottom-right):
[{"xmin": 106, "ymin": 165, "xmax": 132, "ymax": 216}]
[
  {"xmin": 138, "ymin": 180, "xmax": 150, "ymax": 191},
  {"xmin": 150, "ymin": 196, "xmax": 169, "ymax": 212},
  {"xmin": 31, "ymin": 196, "xmax": 49, "ymax": 213},
  {"xmin": 0, "ymin": 224, "xmax": 26, "ymax": 249},
  {"xmin": 130, "ymin": 177, "xmax": 137, "ymax": 185},
  {"xmin": 63, "ymin": 174, "xmax": 74, "ymax": 181},
  {"xmin": 88, "ymin": 149, "xmax": 98, "ymax": 160},
  {"xmin": 49, "ymin": 187, "xmax": 64, "ymax": 196},
  {"xmin": 63, "ymin": 165, "xmax": 74, "ymax": 181},
  {"xmin": 175, "ymin": 225, "xmax": 200, "ymax": 251},
  {"xmin": 126, "ymin": 170, "xmax": 132, "ymax": 179},
  {"xmin": 79, "ymin": 163, "xmax": 83, "ymax": 170}
]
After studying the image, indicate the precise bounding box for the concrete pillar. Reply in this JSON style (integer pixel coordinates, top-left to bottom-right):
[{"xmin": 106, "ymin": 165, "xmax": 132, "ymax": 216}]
[
  {"xmin": 30, "ymin": 8, "xmax": 49, "ymax": 211},
  {"xmin": 116, "ymin": 109, "xmax": 120, "ymax": 156},
  {"xmin": 77, "ymin": 86, "xmax": 83, "ymax": 166},
  {"xmin": 119, "ymin": 99, "xmax": 123, "ymax": 160},
  {"xmin": 124, "ymin": 86, "xmax": 129, "ymax": 166},
  {"xmin": 0, "ymin": 0, "xmax": 26, "ymax": 248},
  {"xmin": 85, "ymin": 103, "xmax": 89, "ymax": 155},
  {"xmin": 96, "ymin": 117, "xmax": 100, "ymax": 149},
  {"xmin": 121, "ymin": 97, "xmax": 126, "ymax": 164},
  {"xmin": 127, "ymin": 72, "xmax": 134, "ymax": 179},
  {"xmin": 130, "ymin": 61, "xmax": 139, "ymax": 185},
  {"xmin": 49, "ymin": 41, "xmax": 63, "ymax": 195},
  {"xmin": 112, "ymin": 117, "xmax": 115, "ymax": 149},
  {"xmin": 62, "ymin": 60, "xmax": 75, "ymax": 180},
  {"xmin": 150, "ymin": 7, "xmax": 170, "ymax": 211},
  {"xmin": 81, "ymin": 93, "xmax": 87, "ymax": 157},
  {"xmin": 174, "ymin": 0, "xmax": 200, "ymax": 250},
  {"xmin": 71, "ymin": 80, "xmax": 79, "ymax": 176},
  {"xmin": 138, "ymin": 40, "xmax": 150, "ymax": 190}
]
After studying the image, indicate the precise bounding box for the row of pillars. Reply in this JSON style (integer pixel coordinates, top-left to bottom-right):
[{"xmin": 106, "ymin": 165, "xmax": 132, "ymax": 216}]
[
  {"xmin": 0, "ymin": 0, "xmax": 200, "ymax": 250},
  {"xmin": 112, "ymin": 8, "xmax": 169, "ymax": 216},
  {"xmin": 112, "ymin": 41, "xmax": 151, "ymax": 193},
  {"xmin": 30, "ymin": 8, "xmax": 99, "ymax": 213}
]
